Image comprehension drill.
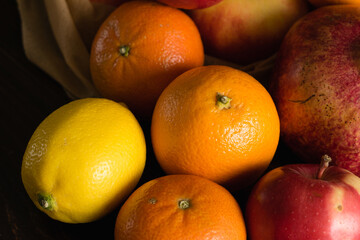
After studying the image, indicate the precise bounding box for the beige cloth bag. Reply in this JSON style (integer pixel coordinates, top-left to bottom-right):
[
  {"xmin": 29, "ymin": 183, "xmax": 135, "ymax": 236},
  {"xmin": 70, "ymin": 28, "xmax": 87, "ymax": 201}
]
[{"xmin": 16, "ymin": 0, "xmax": 276, "ymax": 99}]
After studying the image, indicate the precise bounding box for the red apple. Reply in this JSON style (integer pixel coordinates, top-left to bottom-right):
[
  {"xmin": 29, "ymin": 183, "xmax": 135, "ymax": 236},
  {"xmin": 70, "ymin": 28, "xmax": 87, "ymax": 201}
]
[
  {"xmin": 156, "ymin": 0, "xmax": 223, "ymax": 9},
  {"xmin": 188, "ymin": 0, "xmax": 309, "ymax": 65},
  {"xmin": 246, "ymin": 155, "xmax": 360, "ymax": 240},
  {"xmin": 270, "ymin": 5, "xmax": 360, "ymax": 176}
]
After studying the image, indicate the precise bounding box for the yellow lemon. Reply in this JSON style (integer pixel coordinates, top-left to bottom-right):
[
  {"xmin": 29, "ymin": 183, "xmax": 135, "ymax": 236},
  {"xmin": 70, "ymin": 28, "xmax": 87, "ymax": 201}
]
[{"xmin": 21, "ymin": 98, "xmax": 146, "ymax": 223}]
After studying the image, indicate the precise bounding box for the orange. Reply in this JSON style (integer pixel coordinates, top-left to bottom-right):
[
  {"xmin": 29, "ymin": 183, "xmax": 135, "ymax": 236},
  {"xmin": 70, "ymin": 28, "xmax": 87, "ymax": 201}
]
[
  {"xmin": 114, "ymin": 174, "xmax": 247, "ymax": 240},
  {"xmin": 151, "ymin": 65, "xmax": 280, "ymax": 189},
  {"xmin": 90, "ymin": 0, "xmax": 204, "ymax": 119}
]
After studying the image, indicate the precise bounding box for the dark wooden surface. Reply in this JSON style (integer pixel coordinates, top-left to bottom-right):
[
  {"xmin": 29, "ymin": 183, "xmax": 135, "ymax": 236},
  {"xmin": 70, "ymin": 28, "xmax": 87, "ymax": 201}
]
[{"xmin": 0, "ymin": 1, "xmax": 301, "ymax": 239}]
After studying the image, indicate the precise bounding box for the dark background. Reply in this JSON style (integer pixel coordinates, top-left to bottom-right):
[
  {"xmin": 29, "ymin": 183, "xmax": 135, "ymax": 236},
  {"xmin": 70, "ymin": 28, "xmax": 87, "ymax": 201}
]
[{"xmin": 1, "ymin": 1, "xmax": 300, "ymax": 239}]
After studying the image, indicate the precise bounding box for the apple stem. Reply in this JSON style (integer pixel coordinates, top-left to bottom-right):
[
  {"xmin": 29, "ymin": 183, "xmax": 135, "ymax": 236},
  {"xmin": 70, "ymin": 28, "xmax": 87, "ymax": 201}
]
[{"xmin": 317, "ymin": 154, "xmax": 332, "ymax": 179}]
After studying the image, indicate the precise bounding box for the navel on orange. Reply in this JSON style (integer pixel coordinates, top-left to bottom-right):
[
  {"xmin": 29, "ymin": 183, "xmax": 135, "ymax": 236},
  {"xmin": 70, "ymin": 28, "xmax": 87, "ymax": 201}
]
[
  {"xmin": 151, "ymin": 65, "xmax": 280, "ymax": 189},
  {"xmin": 90, "ymin": 0, "xmax": 204, "ymax": 119},
  {"xmin": 114, "ymin": 174, "xmax": 247, "ymax": 240}
]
